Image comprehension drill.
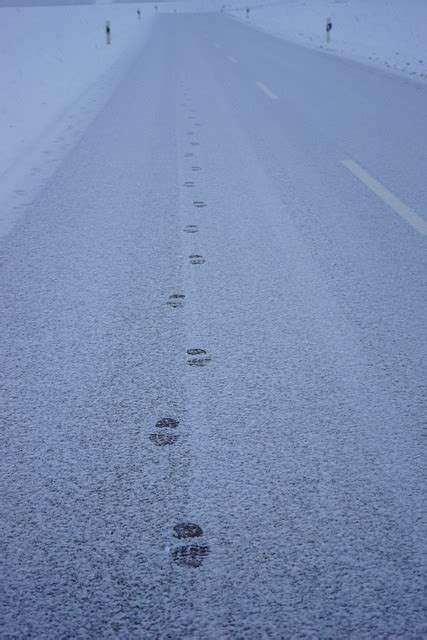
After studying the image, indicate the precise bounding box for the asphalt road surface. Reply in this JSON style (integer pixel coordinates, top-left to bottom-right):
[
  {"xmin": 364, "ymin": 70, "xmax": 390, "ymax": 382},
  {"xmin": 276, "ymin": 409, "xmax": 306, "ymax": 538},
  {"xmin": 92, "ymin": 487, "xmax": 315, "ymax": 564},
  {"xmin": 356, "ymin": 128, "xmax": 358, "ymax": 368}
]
[{"xmin": 1, "ymin": 13, "xmax": 426, "ymax": 639}]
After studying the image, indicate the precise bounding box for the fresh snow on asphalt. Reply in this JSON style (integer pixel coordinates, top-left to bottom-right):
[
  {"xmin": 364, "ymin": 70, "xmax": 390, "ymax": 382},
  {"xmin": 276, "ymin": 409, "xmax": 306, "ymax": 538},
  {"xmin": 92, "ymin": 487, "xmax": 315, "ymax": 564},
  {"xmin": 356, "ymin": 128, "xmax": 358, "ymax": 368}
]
[
  {"xmin": 1, "ymin": 9, "xmax": 426, "ymax": 639},
  {"xmin": 227, "ymin": 0, "xmax": 427, "ymax": 84},
  {"xmin": 0, "ymin": 4, "xmax": 154, "ymax": 176},
  {"xmin": 0, "ymin": 4, "xmax": 154, "ymax": 238}
]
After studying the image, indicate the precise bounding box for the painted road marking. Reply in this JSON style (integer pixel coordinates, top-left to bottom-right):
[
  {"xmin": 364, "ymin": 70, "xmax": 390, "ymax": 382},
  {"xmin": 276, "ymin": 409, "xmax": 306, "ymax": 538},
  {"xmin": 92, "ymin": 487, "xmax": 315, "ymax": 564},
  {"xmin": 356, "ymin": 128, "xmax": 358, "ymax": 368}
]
[
  {"xmin": 342, "ymin": 159, "xmax": 427, "ymax": 236},
  {"xmin": 256, "ymin": 81, "xmax": 278, "ymax": 100},
  {"xmin": 227, "ymin": 55, "xmax": 238, "ymax": 63}
]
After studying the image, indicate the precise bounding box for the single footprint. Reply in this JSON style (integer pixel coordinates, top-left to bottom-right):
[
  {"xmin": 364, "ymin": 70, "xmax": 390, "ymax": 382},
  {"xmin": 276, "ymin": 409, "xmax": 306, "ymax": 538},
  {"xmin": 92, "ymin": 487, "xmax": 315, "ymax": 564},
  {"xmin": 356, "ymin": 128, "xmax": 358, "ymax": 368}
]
[
  {"xmin": 173, "ymin": 523, "xmax": 203, "ymax": 539},
  {"xmin": 167, "ymin": 293, "xmax": 185, "ymax": 307},
  {"xmin": 155, "ymin": 418, "xmax": 179, "ymax": 429},
  {"xmin": 187, "ymin": 349, "xmax": 211, "ymax": 366},
  {"xmin": 171, "ymin": 545, "xmax": 210, "ymax": 568},
  {"xmin": 188, "ymin": 356, "xmax": 211, "ymax": 367},
  {"xmin": 189, "ymin": 255, "xmax": 206, "ymax": 265},
  {"xmin": 149, "ymin": 433, "xmax": 179, "ymax": 446},
  {"xmin": 167, "ymin": 296, "xmax": 185, "ymax": 308}
]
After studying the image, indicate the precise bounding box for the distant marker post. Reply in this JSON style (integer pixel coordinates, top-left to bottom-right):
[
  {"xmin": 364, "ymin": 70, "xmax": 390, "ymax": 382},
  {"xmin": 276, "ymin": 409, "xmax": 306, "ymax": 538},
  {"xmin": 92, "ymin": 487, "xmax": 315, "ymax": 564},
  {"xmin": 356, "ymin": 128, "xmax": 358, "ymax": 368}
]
[{"xmin": 326, "ymin": 17, "xmax": 332, "ymax": 43}]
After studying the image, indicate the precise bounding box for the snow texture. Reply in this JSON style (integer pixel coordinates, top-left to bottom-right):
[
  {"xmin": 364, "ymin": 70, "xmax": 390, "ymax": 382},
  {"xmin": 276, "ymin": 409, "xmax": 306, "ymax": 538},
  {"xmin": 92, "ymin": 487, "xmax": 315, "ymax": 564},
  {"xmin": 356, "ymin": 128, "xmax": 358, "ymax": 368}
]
[
  {"xmin": 226, "ymin": 0, "xmax": 427, "ymax": 84},
  {"xmin": 0, "ymin": 3, "xmax": 154, "ymax": 236},
  {"xmin": 1, "ymin": 7, "xmax": 426, "ymax": 639}
]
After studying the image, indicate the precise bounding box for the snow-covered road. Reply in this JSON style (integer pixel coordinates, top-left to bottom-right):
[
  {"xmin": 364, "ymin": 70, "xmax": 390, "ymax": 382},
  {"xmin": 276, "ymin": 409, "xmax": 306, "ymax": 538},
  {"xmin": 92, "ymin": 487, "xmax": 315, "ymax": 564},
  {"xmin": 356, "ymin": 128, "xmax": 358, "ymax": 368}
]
[{"xmin": 1, "ymin": 13, "xmax": 426, "ymax": 638}]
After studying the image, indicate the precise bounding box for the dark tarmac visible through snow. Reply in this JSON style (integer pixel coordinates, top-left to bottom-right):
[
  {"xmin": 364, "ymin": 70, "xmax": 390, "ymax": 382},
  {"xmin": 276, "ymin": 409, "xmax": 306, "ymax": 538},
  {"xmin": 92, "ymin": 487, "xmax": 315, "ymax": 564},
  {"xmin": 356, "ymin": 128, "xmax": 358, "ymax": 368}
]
[{"xmin": 1, "ymin": 11, "xmax": 426, "ymax": 639}]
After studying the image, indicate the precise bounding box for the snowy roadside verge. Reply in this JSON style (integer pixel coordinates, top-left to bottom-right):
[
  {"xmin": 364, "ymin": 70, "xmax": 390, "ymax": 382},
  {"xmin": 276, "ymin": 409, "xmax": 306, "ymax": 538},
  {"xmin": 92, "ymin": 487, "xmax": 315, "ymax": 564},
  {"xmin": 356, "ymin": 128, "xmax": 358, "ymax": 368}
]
[
  {"xmin": 0, "ymin": 4, "xmax": 155, "ymax": 238},
  {"xmin": 225, "ymin": 0, "xmax": 427, "ymax": 85}
]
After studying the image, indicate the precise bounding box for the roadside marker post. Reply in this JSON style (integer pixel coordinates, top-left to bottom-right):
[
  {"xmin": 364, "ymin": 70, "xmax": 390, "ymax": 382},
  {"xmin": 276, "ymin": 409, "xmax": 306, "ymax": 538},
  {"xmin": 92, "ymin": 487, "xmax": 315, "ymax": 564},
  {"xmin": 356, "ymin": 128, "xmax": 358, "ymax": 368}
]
[{"xmin": 326, "ymin": 17, "xmax": 332, "ymax": 43}]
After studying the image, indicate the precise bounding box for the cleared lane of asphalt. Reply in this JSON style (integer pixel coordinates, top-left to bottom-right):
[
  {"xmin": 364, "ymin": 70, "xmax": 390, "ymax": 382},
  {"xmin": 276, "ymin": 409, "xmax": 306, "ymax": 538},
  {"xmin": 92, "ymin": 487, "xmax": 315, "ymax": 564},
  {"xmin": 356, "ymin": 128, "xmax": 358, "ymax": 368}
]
[{"xmin": 1, "ymin": 12, "xmax": 425, "ymax": 639}]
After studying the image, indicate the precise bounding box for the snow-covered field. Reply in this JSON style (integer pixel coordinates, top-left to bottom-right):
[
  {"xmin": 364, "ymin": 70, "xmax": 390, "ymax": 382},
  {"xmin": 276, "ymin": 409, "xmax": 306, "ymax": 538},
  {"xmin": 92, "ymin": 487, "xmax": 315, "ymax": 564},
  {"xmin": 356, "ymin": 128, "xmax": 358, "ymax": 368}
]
[
  {"xmin": 0, "ymin": 3, "xmax": 154, "ymax": 236},
  {"xmin": 226, "ymin": 0, "xmax": 427, "ymax": 83}
]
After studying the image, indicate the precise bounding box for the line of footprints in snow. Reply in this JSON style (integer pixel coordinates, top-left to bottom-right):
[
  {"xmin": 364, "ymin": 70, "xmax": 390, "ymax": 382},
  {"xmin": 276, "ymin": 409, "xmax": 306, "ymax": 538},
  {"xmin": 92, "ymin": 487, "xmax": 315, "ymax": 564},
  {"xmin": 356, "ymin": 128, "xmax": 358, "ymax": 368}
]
[
  {"xmin": 153, "ymin": 95, "xmax": 210, "ymax": 569},
  {"xmin": 147, "ymin": 418, "xmax": 210, "ymax": 566}
]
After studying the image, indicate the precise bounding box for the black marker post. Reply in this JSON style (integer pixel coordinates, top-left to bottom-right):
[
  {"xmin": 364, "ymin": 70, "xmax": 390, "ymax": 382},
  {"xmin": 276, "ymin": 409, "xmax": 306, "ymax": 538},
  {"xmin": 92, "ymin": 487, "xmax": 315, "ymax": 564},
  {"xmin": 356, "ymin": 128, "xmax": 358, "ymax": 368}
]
[
  {"xmin": 326, "ymin": 17, "xmax": 332, "ymax": 43},
  {"xmin": 106, "ymin": 20, "xmax": 111, "ymax": 45}
]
